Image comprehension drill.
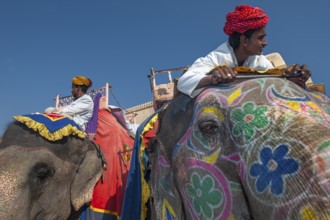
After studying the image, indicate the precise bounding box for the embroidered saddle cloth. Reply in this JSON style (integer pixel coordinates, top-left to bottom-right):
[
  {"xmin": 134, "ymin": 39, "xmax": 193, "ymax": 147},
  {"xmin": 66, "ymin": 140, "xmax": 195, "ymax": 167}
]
[{"xmin": 13, "ymin": 113, "xmax": 85, "ymax": 141}]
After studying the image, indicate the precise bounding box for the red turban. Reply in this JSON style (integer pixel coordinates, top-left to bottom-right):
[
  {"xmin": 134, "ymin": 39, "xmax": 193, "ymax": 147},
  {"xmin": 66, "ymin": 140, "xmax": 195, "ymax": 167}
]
[{"xmin": 223, "ymin": 5, "xmax": 269, "ymax": 35}]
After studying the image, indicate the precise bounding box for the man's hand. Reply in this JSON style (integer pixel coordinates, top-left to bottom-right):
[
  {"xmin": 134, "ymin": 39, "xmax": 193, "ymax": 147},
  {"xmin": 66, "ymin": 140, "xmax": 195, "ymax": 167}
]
[
  {"xmin": 284, "ymin": 64, "xmax": 311, "ymax": 88},
  {"xmin": 195, "ymin": 67, "xmax": 237, "ymax": 90},
  {"xmin": 209, "ymin": 68, "xmax": 237, "ymax": 84}
]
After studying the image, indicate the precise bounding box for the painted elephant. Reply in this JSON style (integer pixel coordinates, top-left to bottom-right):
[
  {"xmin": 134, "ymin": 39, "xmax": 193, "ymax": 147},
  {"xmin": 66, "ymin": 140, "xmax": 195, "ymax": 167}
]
[
  {"xmin": 149, "ymin": 78, "xmax": 330, "ymax": 219},
  {"xmin": 0, "ymin": 121, "xmax": 106, "ymax": 220}
]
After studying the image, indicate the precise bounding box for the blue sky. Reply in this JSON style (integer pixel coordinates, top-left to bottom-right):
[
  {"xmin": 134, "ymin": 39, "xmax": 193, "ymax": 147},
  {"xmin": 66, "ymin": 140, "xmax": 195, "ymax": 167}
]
[{"xmin": 1, "ymin": 0, "xmax": 329, "ymax": 135}]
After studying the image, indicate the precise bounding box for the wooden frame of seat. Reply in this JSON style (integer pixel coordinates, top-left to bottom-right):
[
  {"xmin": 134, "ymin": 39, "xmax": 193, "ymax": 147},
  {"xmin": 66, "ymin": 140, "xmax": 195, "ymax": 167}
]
[{"xmin": 148, "ymin": 66, "xmax": 188, "ymax": 110}]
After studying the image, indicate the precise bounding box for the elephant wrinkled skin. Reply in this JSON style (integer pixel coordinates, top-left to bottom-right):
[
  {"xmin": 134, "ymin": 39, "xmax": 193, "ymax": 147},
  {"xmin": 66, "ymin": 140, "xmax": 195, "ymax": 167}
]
[
  {"xmin": 0, "ymin": 122, "xmax": 105, "ymax": 220},
  {"xmin": 149, "ymin": 78, "xmax": 330, "ymax": 219}
]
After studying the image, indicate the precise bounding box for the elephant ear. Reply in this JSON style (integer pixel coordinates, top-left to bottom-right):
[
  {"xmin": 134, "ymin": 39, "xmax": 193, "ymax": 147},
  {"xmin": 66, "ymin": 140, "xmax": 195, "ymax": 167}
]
[{"xmin": 70, "ymin": 141, "xmax": 106, "ymax": 211}]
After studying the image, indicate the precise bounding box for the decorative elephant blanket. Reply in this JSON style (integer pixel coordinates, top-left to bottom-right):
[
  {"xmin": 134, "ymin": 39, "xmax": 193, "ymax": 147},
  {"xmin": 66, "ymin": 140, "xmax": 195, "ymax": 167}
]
[
  {"xmin": 81, "ymin": 109, "xmax": 134, "ymax": 220},
  {"xmin": 13, "ymin": 113, "xmax": 85, "ymax": 141},
  {"xmin": 132, "ymin": 78, "xmax": 330, "ymax": 220}
]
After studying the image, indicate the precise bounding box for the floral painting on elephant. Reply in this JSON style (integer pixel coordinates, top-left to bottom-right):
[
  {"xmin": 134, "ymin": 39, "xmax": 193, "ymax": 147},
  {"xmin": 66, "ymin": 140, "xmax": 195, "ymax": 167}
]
[{"xmin": 148, "ymin": 78, "xmax": 330, "ymax": 220}]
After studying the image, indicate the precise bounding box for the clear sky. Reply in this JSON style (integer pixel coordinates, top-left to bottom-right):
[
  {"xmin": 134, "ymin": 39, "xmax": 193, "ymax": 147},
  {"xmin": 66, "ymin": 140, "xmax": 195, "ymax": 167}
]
[{"xmin": 1, "ymin": 0, "xmax": 329, "ymax": 135}]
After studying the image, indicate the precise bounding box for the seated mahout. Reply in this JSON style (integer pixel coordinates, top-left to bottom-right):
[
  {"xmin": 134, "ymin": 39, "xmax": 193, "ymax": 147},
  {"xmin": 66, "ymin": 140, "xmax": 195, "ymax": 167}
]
[
  {"xmin": 45, "ymin": 75, "xmax": 94, "ymax": 131},
  {"xmin": 177, "ymin": 5, "xmax": 312, "ymax": 98}
]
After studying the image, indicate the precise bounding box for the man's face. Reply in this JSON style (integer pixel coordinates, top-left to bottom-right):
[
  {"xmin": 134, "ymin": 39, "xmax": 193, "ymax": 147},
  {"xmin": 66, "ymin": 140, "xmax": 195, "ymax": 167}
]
[
  {"xmin": 71, "ymin": 84, "xmax": 80, "ymax": 99},
  {"xmin": 245, "ymin": 28, "xmax": 267, "ymax": 55}
]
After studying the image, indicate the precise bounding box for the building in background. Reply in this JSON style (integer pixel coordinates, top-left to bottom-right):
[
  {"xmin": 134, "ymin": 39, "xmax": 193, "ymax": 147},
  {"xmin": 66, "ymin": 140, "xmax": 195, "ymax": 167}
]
[{"xmin": 124, "ymin": 101, "xmax": 154, "ymax": 125}]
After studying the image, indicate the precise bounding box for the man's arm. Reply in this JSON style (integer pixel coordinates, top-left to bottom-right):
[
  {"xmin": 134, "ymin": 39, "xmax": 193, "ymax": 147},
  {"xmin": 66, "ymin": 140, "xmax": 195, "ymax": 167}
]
[
  {"xmin": 195, "ymin": 68, "xmax": 237, "ymax": 89},
  {"xmin": 178, "ymin": 50, "xmax": 237, "ymax": 97}
]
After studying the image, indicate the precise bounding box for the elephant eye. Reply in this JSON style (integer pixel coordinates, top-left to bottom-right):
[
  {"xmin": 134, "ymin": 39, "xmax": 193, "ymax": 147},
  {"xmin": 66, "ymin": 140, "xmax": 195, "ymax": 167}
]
[
  {"xmin": 31, "ymin": 163, "xmax": 55, "ymax": 186},
  {"xmin": 199, "ymin": 120, "xmax": 220, "ymax": 134},
  {"xmin": 37, "ymin": 167, "xmax": 54, "ymax": 181}
]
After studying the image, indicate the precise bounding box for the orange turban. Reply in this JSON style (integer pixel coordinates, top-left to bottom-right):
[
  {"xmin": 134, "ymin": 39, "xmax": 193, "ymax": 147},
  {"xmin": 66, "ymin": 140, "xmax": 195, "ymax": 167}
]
[
  {"xmin": 72, "ymin": 76, "xmax": 92, "ymax": 88},
  {"xmin": 223, "ymin": 5, "xmax": 269, "ymax": 35}
]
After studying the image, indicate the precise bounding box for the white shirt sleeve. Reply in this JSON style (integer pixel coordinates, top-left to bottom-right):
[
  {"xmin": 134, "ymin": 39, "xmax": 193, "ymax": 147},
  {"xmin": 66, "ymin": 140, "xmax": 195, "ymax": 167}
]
[{"xmin": 177, "ymin": 52, "xmax": 224, "ymax": 98}]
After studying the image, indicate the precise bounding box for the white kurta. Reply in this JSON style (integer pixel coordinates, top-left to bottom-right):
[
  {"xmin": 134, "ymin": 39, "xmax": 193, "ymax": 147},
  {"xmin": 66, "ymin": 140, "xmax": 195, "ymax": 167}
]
[
  {"xmin": 177, "ymin": 41, "xmax": 274, "ymax": 97},
  {"xmin": 58, "ymin": 94, "xmax": 94, "ymax": 130}
]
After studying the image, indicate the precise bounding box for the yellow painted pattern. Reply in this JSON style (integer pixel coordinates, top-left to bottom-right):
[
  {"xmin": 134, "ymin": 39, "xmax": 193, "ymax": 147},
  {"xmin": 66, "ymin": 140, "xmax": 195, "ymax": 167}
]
[
  {"xmin": 301, "ymin": 207, "xmax": 318, "ymax": 220},
  {"xmin": 311, "ymin": 93, "xmax": 322, "ymax": 100},
  {"xmin": 203, "ymin": 107, "xmax": 224, "ymax": 122},
  {"xmin": 162, "ymin": 199, "xmax": 177, "ymax": 220},
  {"xmin": 306, "ymin": 102, "xmax": 322, "ymax": 113},
  {"xmin": 204, "ymin": 149, "xmax": 220, "ymax": 164},
  {"xmin": 286, "ymin": 100, "xmax": 301, "ymax": 111},
  {"xmin": 228, "ymin": 88, "xmax": 241, "ymax": 105},
  {"xmin": 301, "ymin": 206, "xmax": 330, "ymax": 220},
  {"xmin": 228, "ymin": 213, "xmax": 235, "ymax": 220}
]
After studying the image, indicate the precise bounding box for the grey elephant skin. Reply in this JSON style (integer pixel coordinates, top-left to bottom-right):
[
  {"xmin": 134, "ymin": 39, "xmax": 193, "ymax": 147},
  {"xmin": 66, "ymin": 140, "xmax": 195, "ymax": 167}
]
[
  {"xmin": 0, "ymin": 122, "xmax": 105, "ymax": 220},
  {"xmin": 149, "ymin": 78, "xmax": 330, "ymax": 219}
]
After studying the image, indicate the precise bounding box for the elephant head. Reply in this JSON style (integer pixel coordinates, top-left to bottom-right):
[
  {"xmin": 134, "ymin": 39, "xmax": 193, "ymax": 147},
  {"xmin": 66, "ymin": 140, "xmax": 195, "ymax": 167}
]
[
  {"xmin": 0, "ymin": 122, "xmax": 106, "ymax": 220},
  {"xmin": 149, "ymin": 78, "xmax": 330, "ymax": 219}
]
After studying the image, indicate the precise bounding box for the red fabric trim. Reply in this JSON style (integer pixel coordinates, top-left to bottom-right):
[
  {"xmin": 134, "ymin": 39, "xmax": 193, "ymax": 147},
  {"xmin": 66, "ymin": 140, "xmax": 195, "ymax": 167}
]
[{"xmin": 90, "ymin": 109, "xmax": 134, "ymax": 216}]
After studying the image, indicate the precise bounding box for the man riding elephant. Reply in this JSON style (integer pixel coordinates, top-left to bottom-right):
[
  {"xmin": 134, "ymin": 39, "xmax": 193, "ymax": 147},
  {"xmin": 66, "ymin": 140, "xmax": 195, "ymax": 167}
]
[
  {"xmin": 122, "ymin": 4, "xmax": 328, "ymax": 220},
  {"xmin": 45, "ymin": 75, "xmax": 94, "ymax": 131},
  {"xmin": 177, "ymin": 4, "xmax": 312, "ymax": 98},
  {"xmin": 0, "ymin": 112, "xmax": 106, "ymax": 219}
]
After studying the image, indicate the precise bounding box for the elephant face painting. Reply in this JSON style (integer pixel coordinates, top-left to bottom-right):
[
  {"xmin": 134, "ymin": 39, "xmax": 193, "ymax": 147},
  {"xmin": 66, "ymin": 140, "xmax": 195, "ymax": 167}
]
[
  {"xmin": 150, "ymin": 78, "xmax": 330, "ymax": 220},
  {"xmin": 0, "ymin": 122, "xmax": 105, "ymax": 220}
]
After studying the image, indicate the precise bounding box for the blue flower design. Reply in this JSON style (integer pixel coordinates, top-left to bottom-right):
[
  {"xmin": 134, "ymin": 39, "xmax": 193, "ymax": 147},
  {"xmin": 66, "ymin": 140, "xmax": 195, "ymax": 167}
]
[{"xmin": 250, "ymin": 144, "xmax": 299, "ymax": 195}]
